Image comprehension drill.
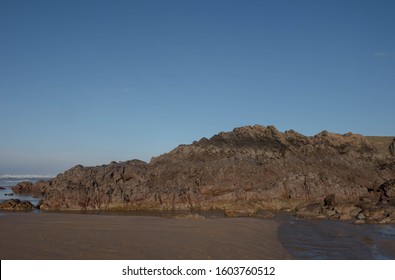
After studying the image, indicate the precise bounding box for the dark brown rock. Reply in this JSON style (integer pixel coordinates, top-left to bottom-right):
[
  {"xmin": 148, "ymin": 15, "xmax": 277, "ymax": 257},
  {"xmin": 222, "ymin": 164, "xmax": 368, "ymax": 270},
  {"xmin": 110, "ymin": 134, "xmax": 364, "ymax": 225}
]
[
  {"xmin": 12, "ymin": 181, "xmax": 33, "ymax": 195},
  {"xmin": 36, "ymin": 199, "xmax": 43, "ymax": 209},
  {"xmin": 357, "ymin": 194, "xmax": 380, "ymax": 209},
  {"xmin": 378, "ymin": 179, "xmax": 395, "ymax": 198},
  {"xmin": 324, "ymin": 194, "xmax": 336, "ymax": 207},
  {"xmin": 334, "ymin": 204, "xmax": 362, "ymax": 216},
  {"xmin": 11, "ymin": 181, "xmax": 33, "ymax": 195},
  {"xmin": 33, "ymin": 125, "xmax": 395, "ymax": 223},
  {"xmin": 362, "ymin": 208, "xmax": 387, "ymax": 224},
  {"xmin": 12, "ymin": 180, "xmax": 49, "ymax": 197},
  {"xmin": 0, "ymin": 199, "xmax": 36, "ymax": 210},
  {"xmin": 324, "ymin": 207, "xmax": 338, "ymax": 219}
]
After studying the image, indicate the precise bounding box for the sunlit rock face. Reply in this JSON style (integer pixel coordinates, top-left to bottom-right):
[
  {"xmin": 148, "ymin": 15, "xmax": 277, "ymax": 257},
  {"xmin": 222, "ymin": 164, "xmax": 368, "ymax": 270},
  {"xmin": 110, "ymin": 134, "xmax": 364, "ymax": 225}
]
[{"xmin": 34, "ymin": 125, "xmax": 395, "ymax": 223}]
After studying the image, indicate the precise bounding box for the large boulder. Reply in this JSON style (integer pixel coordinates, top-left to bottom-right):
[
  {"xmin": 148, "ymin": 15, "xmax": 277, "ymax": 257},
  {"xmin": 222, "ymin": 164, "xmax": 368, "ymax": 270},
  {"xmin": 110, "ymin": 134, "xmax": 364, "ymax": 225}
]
[
  {"xmin": 11, "ymin": 181, "xmax": 33, "ymax": 195},
  {"xmin": 12, "ymin": 180, "xmax": 50, "ymax": 197},
  {"xmin": 0, "ymin": 199, "xmax": 36, "ymax": 210}
]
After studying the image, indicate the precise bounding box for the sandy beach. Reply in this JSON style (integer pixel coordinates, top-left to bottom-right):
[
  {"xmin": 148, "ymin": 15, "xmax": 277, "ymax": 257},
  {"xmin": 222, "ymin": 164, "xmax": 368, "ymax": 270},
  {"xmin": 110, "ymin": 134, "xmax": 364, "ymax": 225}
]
[{"xmin": 0, "ymin": 212, "xmax": 291, "ymax": 260}]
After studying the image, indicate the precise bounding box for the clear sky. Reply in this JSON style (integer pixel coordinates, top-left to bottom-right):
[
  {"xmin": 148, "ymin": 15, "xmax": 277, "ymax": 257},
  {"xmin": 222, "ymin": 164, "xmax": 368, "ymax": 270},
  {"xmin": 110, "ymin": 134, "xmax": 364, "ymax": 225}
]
[{"xmin": 1, "ymin": 0, "xmax": 394, "ymax": 175}]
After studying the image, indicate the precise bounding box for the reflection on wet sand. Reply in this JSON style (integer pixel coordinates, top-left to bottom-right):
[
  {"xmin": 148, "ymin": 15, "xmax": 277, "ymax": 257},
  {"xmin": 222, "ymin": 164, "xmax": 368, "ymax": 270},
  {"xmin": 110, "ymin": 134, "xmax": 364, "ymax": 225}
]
[{"xmin": 277, "ymin": 214, "xmax": 395, "ymax": 259}]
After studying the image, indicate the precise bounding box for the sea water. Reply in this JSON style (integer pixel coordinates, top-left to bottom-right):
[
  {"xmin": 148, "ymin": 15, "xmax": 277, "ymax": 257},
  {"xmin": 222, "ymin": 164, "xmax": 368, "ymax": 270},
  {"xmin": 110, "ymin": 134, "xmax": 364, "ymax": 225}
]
[
  {"xmin": 0, "ymin": 175, "xmax": 52, "ymax": 205},
  {"xmin": 276, "ymin": 214, "xmax": 395, "ymax": 259}
]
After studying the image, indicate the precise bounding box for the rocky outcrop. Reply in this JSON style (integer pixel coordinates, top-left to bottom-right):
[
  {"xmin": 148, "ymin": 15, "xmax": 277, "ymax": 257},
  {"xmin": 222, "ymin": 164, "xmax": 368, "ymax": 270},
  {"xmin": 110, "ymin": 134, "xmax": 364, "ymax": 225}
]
[
  {"xmin": 30, "ymin": 125, "xmax": 395, "ymax": 223},
  {"xmin": 12, "ymin": 180, "xmax": 49, "ymax": 197},
  {"xmin": 11, "ymin": 182, "xmax": 33, "ymax": 195},
  {"xmin": 0, "ymin": 199, "xmax": 36, "ymax": 210}
]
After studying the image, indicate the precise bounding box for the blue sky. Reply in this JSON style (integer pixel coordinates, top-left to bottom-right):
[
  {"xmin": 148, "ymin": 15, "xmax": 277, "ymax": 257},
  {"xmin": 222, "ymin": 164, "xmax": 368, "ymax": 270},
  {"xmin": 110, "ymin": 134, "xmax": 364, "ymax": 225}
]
[{"xmin": 1, "ymin": 0, "xmax": 394, "ymax": 175}]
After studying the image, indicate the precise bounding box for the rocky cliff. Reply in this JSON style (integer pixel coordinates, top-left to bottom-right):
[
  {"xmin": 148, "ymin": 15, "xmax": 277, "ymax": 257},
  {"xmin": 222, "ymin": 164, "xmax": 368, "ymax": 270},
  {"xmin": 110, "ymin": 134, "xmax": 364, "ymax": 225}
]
[{"xmin": 32, "ymin": 125, "xmax": 395, "ymax": 223}]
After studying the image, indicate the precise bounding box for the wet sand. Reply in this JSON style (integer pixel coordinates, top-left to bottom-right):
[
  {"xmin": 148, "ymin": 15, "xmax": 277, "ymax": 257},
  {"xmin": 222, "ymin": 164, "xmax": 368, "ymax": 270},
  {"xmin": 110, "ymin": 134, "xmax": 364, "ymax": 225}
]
[
  {"xmin": 277, "ymin": 215, "xmax": 395, "ymax": 259},
  {"xmin": 0, "ymin": 212, "xmax": 291, "ymax": 260}
]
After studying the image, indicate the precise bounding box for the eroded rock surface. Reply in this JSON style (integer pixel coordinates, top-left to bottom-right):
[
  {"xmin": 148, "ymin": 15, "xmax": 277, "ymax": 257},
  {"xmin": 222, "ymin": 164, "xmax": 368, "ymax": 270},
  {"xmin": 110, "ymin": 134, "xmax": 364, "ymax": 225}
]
[
  {"xmin": 12, "ymin": 181, "xmax": 49, "ymax": 197},
  {"xmin": 27, "ymin": 125, "xmax": 395, "ymax": 223},
  {"xmin": 0, "ymin": 199, "xmax": 36, "ymax": 210}
]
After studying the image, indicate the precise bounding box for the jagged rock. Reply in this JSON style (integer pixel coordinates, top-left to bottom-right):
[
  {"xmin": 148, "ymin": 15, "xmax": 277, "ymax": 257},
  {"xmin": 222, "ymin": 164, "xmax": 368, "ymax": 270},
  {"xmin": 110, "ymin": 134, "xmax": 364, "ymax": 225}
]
[
  {"xmin": 30, "ymin": 125, "xmax": 395, "ymax": 223},
  {"xmin": 0, "ymin": 199, "xmax": 36, "ymax": 210},
  {"xmin": 0, "ymin": 187, "xmax": 6, "ymax": 190},
  {"xmin": 12, "ymin": 180, "xmax": 49, "ymax": 197}
]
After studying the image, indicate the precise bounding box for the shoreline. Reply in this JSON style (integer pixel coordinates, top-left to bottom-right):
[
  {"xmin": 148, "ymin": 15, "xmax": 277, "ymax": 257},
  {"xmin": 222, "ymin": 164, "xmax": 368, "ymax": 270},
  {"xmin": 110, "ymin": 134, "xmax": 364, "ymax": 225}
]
[
  {"xmin": 1, "ymin": 210, "xmax": 395, "ymax": 260},
  {"xmin": 0, "ymin": 212, "xmax": 291, "ymax": 260},
  {"xmin": 276, "ymin": 214, "xmax": 395, "ymax": 259}
]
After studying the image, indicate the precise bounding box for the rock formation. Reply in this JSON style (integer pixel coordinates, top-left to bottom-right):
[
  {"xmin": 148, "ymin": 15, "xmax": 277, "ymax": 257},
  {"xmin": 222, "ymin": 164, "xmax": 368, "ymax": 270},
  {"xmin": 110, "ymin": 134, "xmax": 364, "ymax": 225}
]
[
  {"xmin": 0, "ymin": 199, "xmax": 36, "ymax": 210},
  {"xmin": 28, "ymin": 125, "xmax": 395, "ymax": 223},
  {"xmin": 12, "ymin": 181, "xmax": 47, "ymax": 197}
]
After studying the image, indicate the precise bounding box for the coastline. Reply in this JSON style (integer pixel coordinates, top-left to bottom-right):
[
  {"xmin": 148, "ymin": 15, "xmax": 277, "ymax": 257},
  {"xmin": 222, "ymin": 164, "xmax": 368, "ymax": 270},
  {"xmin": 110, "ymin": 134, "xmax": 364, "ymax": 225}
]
[
  {"xmin": 0, "ymin": 212, "xmax": 291, "ymax": 260},
  {"xmin": 1, "ymin": 210, "xmax": 395, "ymax": 260}
]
